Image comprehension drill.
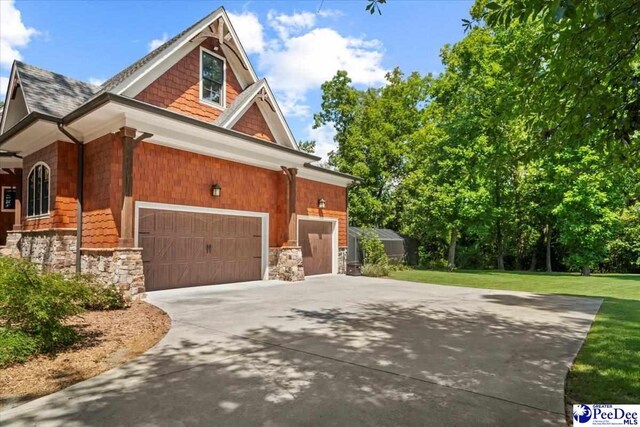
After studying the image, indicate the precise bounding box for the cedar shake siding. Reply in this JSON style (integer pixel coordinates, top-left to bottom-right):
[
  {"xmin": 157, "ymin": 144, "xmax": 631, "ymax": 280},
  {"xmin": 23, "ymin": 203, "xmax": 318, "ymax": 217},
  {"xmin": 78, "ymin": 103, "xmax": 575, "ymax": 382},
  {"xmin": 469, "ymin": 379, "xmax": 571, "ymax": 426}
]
[
  {"xmin": 296, "ymin": 177, "xmax": 348, "ymax": 247},
  {"xmin": 82, "ymin": 134, "xmax": 122, "ymax": 248},
  {"xmin": 232, "ymin": 103, "xmax": 275, "ymax": 142},
  {"xmin": 133, "ymin": 141, "xmax": 288, "ymax": 247},
  {"xmin": 135, "ymin": 38, "xmax": 241, "ymax": 123},
  {"xmin": 22, "ymin": 141, "xmax": 77, "ymax": 231}
]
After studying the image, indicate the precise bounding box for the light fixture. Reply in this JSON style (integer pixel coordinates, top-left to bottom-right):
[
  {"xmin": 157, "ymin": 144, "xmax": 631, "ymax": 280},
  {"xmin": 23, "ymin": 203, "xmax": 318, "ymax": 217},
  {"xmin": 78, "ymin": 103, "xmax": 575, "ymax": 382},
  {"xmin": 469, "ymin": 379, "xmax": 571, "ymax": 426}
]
[
  {"xmin": 211, "ymin": 183, "xmax": 221, "ymax": 197},
  {"xmin": 318, "ymin": 198, "xmax": 326, "ymax": 209}
]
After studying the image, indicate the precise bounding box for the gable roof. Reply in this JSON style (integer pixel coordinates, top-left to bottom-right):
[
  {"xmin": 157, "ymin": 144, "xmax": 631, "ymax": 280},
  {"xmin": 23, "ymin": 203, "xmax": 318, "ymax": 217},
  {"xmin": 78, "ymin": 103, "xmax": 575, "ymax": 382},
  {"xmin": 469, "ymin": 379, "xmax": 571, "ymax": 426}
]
[
  {"xmin": 0, "ymin": 7, "xmax": 300, "ymax": 149},
  {"xmin": 99, "ymin": 9, "xmax": 221, "ymax": 93},
  {"xmin": 15, "ymin": 61, "xmax": 98, "ymax": 117},
  {"xmin": 213, "ymin": 79, "xmax": 266, "ymax": 127}
]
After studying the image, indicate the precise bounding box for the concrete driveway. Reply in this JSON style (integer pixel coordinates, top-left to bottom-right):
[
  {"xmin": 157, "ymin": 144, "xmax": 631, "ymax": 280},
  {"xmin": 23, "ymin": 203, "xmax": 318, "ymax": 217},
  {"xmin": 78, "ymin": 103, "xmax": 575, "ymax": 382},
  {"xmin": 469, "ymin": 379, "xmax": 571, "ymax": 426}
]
[{"xmin": 2, "ymin": 275, "xmax": 601, "ymax": 426}]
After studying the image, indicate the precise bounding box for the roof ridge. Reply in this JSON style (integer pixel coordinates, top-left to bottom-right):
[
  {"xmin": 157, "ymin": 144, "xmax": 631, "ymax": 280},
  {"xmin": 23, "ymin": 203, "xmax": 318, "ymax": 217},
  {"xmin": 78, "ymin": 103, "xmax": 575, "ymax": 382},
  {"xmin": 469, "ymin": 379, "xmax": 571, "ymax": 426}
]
[
  {"xmin": 99, "ymin": 6, "xmax": 224, "ymax": 93},
  {"xmin": 15, "ymin": 61, "xmax": 98, "ymax": 88}
]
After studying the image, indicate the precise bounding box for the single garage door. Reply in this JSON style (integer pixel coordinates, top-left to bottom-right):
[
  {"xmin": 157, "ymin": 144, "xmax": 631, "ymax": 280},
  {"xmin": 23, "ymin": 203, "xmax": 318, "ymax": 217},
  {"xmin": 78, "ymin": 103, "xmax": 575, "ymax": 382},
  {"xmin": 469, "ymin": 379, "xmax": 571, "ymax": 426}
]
[
  {"xmin": 299, "ymin": 220, "xmax": 333, "ymax": 276},
  {"xmin": 138, "ymin": 208, "xmax": 262, "ymax": 291}
]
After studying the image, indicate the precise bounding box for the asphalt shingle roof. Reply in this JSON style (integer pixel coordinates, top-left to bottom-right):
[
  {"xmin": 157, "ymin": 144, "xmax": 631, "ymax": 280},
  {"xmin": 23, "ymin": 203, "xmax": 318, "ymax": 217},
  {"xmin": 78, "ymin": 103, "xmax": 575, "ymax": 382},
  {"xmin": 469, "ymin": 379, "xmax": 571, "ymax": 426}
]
[{"xmin": 15, "ymin": 61, "xmax": 97, "ymax": 118}]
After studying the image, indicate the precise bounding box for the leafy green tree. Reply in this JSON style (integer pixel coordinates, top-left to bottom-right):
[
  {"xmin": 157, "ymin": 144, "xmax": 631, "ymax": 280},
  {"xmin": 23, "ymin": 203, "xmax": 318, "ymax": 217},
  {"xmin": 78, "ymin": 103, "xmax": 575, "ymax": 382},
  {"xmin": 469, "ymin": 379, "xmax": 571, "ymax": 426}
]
[
  {"xmin": 552, "ymin": 144, "xmax": 632, "ymax": 275},
  {"xmin": 314, "ymin": 68, "xmax": 429, "ymax": 229},
  {"xmin": 297, "ymin": 140, "xmax": 316, "ymax": 154},
  {"xmin": 472, "ymin": 0, "xmax": 640, "ymax": 160}
]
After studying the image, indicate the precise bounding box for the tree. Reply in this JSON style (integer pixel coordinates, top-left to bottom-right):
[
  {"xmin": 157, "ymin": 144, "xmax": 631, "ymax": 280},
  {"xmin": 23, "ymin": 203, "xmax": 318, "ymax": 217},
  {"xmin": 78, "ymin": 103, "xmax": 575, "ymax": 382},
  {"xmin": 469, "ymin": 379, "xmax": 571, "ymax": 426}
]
[
  {"xmin": 297, "ymin": 140, "xmax": 316, "ymax": 154},
  {"xmin": 314, "ymin": 68, "xmax": 429, "ymax": 229},
  {"xmin": 472, "ymin": 0, "xmax": 640, "ymax": 160},
  {"xmin": 552, "ymin": 143, "xmax": 632, "ymax": 275}
]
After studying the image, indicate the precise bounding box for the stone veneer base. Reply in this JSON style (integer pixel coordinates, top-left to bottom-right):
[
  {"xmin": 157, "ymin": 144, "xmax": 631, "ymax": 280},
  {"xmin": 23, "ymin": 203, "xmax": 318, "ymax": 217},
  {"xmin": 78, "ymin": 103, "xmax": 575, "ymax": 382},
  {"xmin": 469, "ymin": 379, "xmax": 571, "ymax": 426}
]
[
  {"xmin": 1, "ymin": 230, "xmax": 145, "ymax": 296},
  {"xmin": 269, "ymin": 246, "xmax": 305, "ymax": 281}
]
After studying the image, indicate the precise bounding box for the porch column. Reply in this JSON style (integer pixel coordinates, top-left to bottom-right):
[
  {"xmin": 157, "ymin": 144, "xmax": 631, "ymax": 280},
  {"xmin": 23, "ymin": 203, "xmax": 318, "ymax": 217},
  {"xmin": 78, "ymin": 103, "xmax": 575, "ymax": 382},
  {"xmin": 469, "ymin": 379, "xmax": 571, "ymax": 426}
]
[
  {"xmin": 10, "ymin": 169, "xmax": 22, "ymax": 230},
  {"xmin": 281, "ymin": 167, "xmax": 298, "ymax": 246},
  {"xmin": 118, "ymin": 126, "xmax": 137, "ymax": 247}
]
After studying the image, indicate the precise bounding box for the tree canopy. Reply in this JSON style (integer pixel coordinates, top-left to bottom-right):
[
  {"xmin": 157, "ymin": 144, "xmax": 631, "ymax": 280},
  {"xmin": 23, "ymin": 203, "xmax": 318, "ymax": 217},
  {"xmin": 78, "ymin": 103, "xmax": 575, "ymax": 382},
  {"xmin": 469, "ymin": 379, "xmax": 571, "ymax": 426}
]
[{"xmin": 317, "ymin": 1, "xmax": 640, "ymax": 274}]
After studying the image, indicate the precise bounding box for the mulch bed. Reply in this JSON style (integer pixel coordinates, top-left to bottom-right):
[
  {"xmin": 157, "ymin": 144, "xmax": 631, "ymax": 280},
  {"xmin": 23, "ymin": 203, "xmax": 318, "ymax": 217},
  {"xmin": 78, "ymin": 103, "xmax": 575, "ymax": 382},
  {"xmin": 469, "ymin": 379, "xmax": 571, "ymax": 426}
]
[{"xmin": 0, "ymin": 301, "xmax": 170, "ymax": 410}]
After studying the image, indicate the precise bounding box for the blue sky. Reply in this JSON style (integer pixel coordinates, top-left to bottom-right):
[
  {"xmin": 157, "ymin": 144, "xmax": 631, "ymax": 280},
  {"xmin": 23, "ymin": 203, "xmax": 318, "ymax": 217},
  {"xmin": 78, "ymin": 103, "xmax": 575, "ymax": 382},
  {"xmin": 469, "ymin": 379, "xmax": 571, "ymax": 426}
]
[{"xmin": 0, "ymin": 0, "xmax": 472, "ymax": 159}]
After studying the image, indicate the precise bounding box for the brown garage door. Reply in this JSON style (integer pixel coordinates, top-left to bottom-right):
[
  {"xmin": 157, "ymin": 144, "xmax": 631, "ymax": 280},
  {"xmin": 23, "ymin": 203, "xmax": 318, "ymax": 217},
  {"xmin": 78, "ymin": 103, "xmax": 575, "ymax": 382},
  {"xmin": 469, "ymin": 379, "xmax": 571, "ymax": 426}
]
[
  {"xmin": 138, "ymin": 208, "xmax": 262, "ymax": 291},
  {"xmin": 299, "ymin": 220, "xmax": 333, "ymax": 276}
]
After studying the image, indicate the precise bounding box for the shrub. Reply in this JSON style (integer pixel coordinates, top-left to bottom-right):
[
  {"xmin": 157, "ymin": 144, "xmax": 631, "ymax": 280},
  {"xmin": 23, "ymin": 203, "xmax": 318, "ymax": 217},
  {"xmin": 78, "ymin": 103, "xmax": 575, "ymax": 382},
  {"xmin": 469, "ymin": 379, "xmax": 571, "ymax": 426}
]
[
  {"xmin": 0, "ymin": 258, "xmax": 86, "ymax": 351},
  {"xmin": 0, "ymin": 327, "xmax": 39, "ymax": 367},
  {"xmin": 361, "ymin": 263, "xmax": 390, "ymax": 277},
  {"xmin": 360, "ymin": 228, "xmax": 388, "ymax": 266},
  {"xmin": 72, "ymin": 275, "xmax": 127, "ymax": 310}
]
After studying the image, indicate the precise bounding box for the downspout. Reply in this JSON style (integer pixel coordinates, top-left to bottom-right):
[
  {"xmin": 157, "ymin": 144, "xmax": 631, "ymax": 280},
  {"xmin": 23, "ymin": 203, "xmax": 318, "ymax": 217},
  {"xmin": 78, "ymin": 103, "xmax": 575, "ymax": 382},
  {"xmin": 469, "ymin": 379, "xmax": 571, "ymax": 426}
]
[{"xmin": 57, "ymin": 124, "xmax": 83, "ymax": 274}]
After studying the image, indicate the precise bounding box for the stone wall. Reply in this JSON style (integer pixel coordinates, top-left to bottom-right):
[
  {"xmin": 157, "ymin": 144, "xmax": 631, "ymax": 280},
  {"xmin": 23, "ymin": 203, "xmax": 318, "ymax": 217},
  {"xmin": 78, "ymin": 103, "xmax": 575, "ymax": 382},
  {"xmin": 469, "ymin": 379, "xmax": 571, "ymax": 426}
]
[
  {"xmin": 269, "ymin": 246, "xmax": 304, "ymax": 281},
  {"xmin": 81, "ymin": 248, "xmax": 145, "ymax": 296},
  {"xmin": 1, "ymin": 230, "xmax": 145, "ymax": 296},
  {"xmin": 8, "ymin": 228, "xmax": 77, "ymax": 273},
  {"xmin": 338, "ymin": 246, "xmax": 348, "ymax": 274}
]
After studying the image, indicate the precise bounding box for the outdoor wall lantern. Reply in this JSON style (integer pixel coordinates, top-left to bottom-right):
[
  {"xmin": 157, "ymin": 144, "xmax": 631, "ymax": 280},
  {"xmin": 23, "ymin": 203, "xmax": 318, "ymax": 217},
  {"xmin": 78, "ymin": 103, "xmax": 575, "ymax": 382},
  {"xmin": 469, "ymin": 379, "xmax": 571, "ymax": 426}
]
[
  {"xmin": 318, "ymin": 198, "xmax": 326, "ymax": 209},
  {"xmin": 211, "ymin": 183, "xmax": 221, "ymax": 197}
]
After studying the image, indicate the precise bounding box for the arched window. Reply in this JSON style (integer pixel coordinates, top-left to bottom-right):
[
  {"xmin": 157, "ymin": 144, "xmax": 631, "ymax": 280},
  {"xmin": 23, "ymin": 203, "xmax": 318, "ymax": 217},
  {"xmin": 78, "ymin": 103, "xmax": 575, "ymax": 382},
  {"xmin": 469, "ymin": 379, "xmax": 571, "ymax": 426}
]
[{"xmin": 27, "ymin": 163, "xmax": 50, "ymax": 217}]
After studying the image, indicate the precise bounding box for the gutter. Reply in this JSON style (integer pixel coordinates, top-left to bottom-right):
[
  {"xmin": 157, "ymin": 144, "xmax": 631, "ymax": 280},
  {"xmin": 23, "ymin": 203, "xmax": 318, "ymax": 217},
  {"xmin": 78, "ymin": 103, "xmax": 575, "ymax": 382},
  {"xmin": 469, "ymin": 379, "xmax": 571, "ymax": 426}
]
[
  {"xmin": 57, "ymin": 124, "xmax": 84, "ymax": 274},
  {"xmin": 0, "ymin": 111, "xmax": 59, "ymax": 145},
  {"xmin": 303, "ymin": 162, "xmax": 361, "ymax": 182},
  {"xmin": 62, "ymin": 92, "xmax": 322, "ymax": 162}
]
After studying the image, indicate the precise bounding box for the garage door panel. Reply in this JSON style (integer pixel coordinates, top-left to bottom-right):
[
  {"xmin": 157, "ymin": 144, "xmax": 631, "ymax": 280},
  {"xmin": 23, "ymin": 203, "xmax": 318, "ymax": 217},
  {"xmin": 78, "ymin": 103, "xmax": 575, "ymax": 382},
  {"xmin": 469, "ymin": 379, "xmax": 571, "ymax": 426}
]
[
  {"xmin": 139, "ymin": 208, "xmax": 263, "ymax": 291},
  {"xmin": 300, "ymin": 220, "xmax": 333, "ymax": 276}
]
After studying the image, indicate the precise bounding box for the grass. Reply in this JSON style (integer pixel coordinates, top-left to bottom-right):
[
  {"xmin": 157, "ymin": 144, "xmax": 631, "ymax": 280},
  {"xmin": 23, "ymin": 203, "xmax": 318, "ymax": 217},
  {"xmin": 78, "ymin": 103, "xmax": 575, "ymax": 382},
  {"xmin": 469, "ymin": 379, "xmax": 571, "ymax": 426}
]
[{"xmin": 390, "ymin": 269, "xmax": 640, "ymax": 404}]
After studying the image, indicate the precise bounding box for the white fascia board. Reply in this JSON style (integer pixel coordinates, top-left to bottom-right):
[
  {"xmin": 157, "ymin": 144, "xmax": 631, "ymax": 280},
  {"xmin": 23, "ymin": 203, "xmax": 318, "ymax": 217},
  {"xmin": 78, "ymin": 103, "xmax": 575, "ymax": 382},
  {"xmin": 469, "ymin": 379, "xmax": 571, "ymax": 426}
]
[
  {"xmin": 0, "ymin": 65, "xmax": 25, "ymax": 135},
  {"xmin": 62, "ymin": 101, "xmax": 353, "ymax": 187},
  {"xmin": 117, "ymin": 8, "xmax": 258, "ymax": 98},
  {"xmin": 0, "ymin": 121, "xmax": 62, "ymax": 157},
  {"xmin": 221, "ymin": 81, "xmax": 266, "ymax": 128},
  {"xmin": 262, "ymin": 80, "xmax": 298, "ymax": 150},
  {"xmin": 219, "ymin": 9, "xmax": 259, "ymax": 83}
]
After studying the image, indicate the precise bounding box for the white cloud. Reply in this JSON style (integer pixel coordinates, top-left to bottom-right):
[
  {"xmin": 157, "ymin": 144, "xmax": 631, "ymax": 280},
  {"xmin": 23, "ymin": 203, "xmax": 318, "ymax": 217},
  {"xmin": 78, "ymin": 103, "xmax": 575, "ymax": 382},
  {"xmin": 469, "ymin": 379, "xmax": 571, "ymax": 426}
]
[
  {"xmin": 227, "ymin": 11, "xmax": 265, "ymax": 55},
  {"xmin": 307, "ymin": 123, "xmax": 338, "ymax": 161},
  {"xmin": 228, "ymin": 10, "xmax": 386, "ymax": 117},
  {"xmin": 148, "ymin": 33, "xmax": 169, "ymax": 52},
  {"xmin": 88, "ymin": 77, "xmax": 105, "ymax": 86},
  {"xmin": 0, "ymin": 76, "xmax": 9, "ymax": 100},
  {"xmin": 267, "ymin": 10, "xmax": 316, "ymax": 40},
  {"xmin": 0, "ymin": 0, "xmax": 39, "ymax": 68}
]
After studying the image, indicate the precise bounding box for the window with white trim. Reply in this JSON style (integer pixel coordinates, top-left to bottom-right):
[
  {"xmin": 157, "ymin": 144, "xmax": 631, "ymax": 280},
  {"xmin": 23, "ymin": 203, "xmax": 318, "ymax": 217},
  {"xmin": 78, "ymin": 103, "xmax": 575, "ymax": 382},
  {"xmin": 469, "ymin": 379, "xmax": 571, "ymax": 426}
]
[
  {"xmin": 27, "ymin": 163, "xmax": 49, "ymax": 217},
  {"xmin": 201, "ymin": 49, "xmax": 224, "ymax": 107}
]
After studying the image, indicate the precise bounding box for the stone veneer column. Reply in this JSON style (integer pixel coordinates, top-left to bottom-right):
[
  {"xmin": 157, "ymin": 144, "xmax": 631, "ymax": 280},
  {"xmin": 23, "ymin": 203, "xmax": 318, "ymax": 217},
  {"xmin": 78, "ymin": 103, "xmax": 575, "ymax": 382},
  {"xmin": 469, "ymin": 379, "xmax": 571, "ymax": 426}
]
[
  {"xmin": 338, "ymin": 247, "xmax": 348, "ymax": 274},
  {"xmin": 269, "ymin": 247, "xmax": 304, "ymax": 281},
  {"xmin": 80, "ymin": 248, "xmax": 145, "ymax": 297}
]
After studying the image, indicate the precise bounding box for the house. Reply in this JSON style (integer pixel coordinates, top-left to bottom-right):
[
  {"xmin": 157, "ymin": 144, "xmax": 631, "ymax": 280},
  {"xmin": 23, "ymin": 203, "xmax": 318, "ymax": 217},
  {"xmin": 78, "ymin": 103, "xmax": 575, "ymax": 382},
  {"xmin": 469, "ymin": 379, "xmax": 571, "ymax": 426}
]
[{"xmin": 0, "ymin": 7, "xmax": 355, "ymax": 294}]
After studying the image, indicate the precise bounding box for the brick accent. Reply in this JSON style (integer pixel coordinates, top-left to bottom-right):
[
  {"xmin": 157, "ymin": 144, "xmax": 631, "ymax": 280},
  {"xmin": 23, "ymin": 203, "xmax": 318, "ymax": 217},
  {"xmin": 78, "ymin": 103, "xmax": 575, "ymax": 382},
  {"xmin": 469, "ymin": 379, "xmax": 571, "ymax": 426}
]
[
  {"xmin": 296, "ymin": 177, "xmax": 348, "ymax": 247},
  {"xmin": 135, "ymin": 38, "xmax": 242, "ymax": 123},
  {"xmin": 21, "ymin": 141, "xmax": 77, "ymax": 231},
  {"xmin": 232, "ymin": 103, "xmax": 275, "ymax": 142},
  {"xmin": 0, "ymin": 171, "xmax": 20, "ymax": 245}
]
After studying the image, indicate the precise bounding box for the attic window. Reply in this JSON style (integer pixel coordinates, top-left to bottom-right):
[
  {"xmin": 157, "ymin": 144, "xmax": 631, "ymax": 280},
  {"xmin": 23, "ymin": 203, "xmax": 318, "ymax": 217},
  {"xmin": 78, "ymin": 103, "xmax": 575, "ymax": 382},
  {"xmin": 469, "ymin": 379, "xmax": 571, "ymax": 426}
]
[{"xmin": 200, "ymin": 48, "xmax": 225, "ymax": 108}]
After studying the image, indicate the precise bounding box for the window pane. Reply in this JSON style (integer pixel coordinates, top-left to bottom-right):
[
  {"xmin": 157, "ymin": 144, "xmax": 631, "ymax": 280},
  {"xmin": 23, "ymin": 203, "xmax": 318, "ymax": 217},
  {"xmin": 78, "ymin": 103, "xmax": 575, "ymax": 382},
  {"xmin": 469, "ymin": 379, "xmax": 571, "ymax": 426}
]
[
  {"xmin": 28, "ymin": 170, "xmax": 35, "ymax": 217},
  {"xmin": 42, "ymin": 167, "xmax": 49, "ymax": 214},
  {"xmin": 203, "ymin": 79, "xmax": 222, "ymax": 104},
  {"xmin": 34, "ymin": 166, "xmax": 42, "ymax": 216},
  {"xmin": 202, "ymin": 52, "xmax": 223, "ymax": 83}
]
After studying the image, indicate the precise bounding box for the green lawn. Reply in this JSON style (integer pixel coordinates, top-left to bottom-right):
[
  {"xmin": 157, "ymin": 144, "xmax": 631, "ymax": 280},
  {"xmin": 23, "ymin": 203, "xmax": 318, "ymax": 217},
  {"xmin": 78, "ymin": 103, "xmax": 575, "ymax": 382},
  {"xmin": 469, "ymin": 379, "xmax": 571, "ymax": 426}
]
[{"xmin": 390, "ymin": 269, "xmax": 640, "ymax": 405}]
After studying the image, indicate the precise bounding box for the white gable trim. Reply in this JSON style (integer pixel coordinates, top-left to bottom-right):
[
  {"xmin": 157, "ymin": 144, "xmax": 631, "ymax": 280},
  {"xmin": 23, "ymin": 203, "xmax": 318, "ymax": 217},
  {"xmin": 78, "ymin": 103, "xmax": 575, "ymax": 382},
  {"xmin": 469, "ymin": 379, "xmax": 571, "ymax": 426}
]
[
  {"xmin": 115, "ymin": 8, "xmax": 258, "ymax": 98},
  {"xmin": 261, "ymin": 81, "xmax": 298, "ymax": 150},
  {"xmin": 0, "ymin": 64, "xmax": 30, "ymax": 135}
]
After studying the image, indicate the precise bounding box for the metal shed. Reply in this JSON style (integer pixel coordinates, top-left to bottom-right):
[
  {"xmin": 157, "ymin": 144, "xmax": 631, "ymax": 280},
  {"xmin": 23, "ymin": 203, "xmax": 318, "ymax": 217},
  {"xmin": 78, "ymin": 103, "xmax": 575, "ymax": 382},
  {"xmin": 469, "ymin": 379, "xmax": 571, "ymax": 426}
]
[{"xmin": 348, "ymin": 227, "xmax": 418, "ymax": 265}]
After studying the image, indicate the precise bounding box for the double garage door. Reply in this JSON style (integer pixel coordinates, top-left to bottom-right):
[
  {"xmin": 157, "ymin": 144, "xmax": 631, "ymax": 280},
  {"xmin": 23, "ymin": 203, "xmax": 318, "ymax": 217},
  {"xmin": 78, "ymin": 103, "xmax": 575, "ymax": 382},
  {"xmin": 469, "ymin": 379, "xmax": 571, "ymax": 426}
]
[{"xmin": 139, "ymin": 208, "xmax": 262, "ymax": 291}]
